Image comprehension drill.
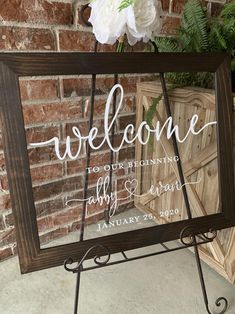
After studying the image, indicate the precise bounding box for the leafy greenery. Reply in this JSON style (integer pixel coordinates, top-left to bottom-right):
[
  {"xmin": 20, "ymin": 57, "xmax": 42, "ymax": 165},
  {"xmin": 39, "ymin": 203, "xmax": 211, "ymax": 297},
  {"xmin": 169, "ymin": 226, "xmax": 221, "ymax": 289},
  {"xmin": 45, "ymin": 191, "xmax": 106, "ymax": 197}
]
[
  {"xmin": 155, "ymin": 0, "xmax": 235, "ymax": 88},
  {"xmin": 118, "ymin": 0, "xmax": 136, "ymax": 11},
  {"xmin": 146, "ymin": 94, "xmax": 163, "ymax": 128},
  {"xmin": 145, "ymin": 84, "xmax": 182, "ymax": 126},
  {"xmin": 178, "ymin": 0, "xmax": 209, "ymax": 52},
  {"xmin": 146, "ymin": 0, "xmax": 235, "ymax": 129},
  {"xmin": 90, "ymin": 0, "xmax": 135, "ymax": 12}
]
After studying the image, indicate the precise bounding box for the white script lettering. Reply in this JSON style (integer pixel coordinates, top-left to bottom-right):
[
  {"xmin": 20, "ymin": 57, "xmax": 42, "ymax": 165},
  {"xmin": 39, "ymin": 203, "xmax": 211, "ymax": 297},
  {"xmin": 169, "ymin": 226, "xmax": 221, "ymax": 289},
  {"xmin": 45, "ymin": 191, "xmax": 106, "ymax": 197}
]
[{"xmin": 30, "ymin": 84, "xmax": 217, "ymax": 160}]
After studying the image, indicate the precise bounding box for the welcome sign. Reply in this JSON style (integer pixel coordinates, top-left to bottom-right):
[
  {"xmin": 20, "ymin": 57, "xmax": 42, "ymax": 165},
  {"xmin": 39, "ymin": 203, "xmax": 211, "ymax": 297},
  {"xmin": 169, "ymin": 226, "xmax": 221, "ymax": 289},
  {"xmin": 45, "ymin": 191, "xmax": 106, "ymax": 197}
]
[
  {"xmin": 0, "ymin": 52, "xmax": 234, "ymax": 273},
  {"xmin": 30, "ymin": 83, "xmax": 217, "ymax": 233}
]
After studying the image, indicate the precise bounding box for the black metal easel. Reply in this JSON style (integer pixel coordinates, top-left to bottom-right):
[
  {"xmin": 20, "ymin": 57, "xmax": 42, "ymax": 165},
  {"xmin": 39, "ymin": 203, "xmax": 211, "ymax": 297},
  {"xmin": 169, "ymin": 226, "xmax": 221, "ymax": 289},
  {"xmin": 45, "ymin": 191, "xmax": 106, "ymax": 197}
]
[{"xmin": 64, "ymin": 5, "xmax": 228, "ymax": 314}]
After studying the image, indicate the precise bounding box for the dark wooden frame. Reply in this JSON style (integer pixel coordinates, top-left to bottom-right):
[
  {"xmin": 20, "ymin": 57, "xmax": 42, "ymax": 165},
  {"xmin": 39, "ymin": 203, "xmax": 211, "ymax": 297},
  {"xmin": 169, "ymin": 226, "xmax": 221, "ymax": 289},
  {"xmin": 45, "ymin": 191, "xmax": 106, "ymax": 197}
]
[{"xmin": 0, "ymin": 52, "xmax": 234, "ymax": 274}]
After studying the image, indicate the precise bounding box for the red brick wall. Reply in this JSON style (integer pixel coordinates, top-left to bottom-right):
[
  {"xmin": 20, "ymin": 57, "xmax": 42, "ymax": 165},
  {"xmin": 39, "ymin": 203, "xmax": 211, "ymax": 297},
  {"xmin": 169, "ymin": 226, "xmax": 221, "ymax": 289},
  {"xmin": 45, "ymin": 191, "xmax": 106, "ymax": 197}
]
[{"xmin": 0, "ymin": 0, "xmax": 227, "ymax": 262}]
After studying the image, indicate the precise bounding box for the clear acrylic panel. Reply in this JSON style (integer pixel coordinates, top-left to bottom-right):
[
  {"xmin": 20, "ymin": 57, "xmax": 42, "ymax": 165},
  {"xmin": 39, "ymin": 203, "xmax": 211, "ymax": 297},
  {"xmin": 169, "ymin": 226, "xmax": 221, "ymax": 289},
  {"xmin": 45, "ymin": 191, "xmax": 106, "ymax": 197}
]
[{"xmin": 20, "ymin": 72, "xmax": 219, "ymax": 249}]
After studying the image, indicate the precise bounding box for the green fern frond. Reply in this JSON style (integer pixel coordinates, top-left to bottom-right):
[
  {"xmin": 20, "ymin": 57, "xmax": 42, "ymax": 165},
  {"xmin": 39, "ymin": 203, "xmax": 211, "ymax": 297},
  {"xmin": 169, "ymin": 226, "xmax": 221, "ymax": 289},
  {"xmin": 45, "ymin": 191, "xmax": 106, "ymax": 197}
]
[
  {"xmin": 179, "ymin": 0, "xmax": 209, "ymax": 51},
  {"xmin": 220, "ymin": 1, "xmax": 235, "ymax": 19},
  {"xmin": 209, "ymin": 25, "xmax": 227, "ymax": 50},
  {"xmin": 155, "ymin": 37, "xmax": 180, "ymax": 52},
  {"xmin": 145, "ymin": 84, "xmax": 187, "ymax": 128},
  {"xmin": 145, "ymin": 94, "xmax": 163, "ymax": 127}
]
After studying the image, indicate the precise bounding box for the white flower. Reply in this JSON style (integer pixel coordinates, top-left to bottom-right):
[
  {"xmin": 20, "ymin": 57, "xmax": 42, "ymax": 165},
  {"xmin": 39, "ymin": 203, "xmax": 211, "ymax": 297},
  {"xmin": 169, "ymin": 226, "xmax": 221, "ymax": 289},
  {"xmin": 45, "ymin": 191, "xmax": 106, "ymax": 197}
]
[
  {"xmin": 88, "ymin": 0, "xmax": 127, "ymax": 45},
  {"xmin": 126, "ymin": 0, "xmax": 163, "ymax": 45},
  {"xmin": 89, "ymin": 0, "xmax": 162, "ymax": 46}
]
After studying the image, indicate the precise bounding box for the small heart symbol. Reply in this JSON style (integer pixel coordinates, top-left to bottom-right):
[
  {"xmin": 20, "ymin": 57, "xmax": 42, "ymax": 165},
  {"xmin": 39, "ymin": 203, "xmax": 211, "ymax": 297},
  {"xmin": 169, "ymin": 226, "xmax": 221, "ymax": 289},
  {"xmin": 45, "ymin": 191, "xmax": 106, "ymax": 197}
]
[{"xmin": 124, "ymin": 179, "xmax": 138, "ymax": 194}]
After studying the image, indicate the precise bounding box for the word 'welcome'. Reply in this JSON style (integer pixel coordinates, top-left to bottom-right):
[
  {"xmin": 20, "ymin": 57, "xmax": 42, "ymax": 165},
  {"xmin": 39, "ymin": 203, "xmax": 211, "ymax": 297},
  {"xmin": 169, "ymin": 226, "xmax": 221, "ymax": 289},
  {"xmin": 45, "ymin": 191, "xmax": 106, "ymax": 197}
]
[{"xmin": 30, "ymin": 84, "xmax": 217, "ymax": 160}]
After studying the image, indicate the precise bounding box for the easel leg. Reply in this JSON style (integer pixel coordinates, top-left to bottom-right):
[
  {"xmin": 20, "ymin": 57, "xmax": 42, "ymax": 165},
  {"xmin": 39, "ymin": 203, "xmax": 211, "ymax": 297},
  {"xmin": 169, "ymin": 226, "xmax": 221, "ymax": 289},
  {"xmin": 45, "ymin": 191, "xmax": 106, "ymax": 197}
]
[
  {"xmin": 159, "ymin": 71, "xmax": 229, "ymax": 314},
  {"xmin": 194, "ymin": 245, "xmax": 228, "ymax": 314},
  {"xmin": 73, "ymin": 269, "xmax": 81, "ymax": 314},
  {"xmin": 64, "ymin": 246, "xmax": 110, "ymax": 314}
]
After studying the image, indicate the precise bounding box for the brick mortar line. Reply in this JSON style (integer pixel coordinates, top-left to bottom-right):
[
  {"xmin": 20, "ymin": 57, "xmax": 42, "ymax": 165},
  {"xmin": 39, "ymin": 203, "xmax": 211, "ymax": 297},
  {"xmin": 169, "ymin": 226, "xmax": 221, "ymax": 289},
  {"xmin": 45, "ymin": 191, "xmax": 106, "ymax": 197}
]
[
  {"xmin": 0, "ymin": 187, "xmax": 8, "ymax": 194},
  {"xmin": 0, "ymin": 147, "xmax": 135, "ymax": 179},
  {"xmin": 38, "ymin": 203, "xmax": 90, "ymax": 220},
  {"xmin": 0, "ymin": 21, "xmax": 94, "ymax": 35},
  {"xmin": 0, "ymin": 49, "xmax": 56, "ymax": 53},
  {"xmin": 37, "ymin": 190, "xmax": 133, "ymax": 220},
  {"xmin": 32, "ymin": 169, "xmax": 133, "ymax": 190},
  {"xmin": 22, "ymin": 138, "xmax": 134, "ymax": 150},
  {"xmin": 33, "ymin": 182, "xmax": 133, "ymax": 207},
  {"xmin": 0, "ymin": 144, "xmax": 134, "ymax": 164},
  {"xmin": 76, "ymin": 25, "xmax": 92, "ymax": 32},
  {"xmin": 0, "ymin": 243, "xmax": 16, "ymax": 251},
  {"xmin": 54, "ymin": 26, "xmax": 60, "ymax": 52},
  {"xmin": 0, "ymin": 142, "xmax": 134, "ymax": 157},
  {"xmin": 1, "ymin": 184, "xmax": 134, "ymax": 221},
  {"xmin": 32, "ymin": 149, "xmax": 134, "ymax": 171},
  {"xmin": 59, "ymin": 76, "xmax": 64, "ymax": 99},
  {"xmin": 38, "ymin": 200, "xmax": 134, "ymax": 237},
  {"xmin": 1, "ymin": 208, "xmax": 12, "ymax": 217},
  {"xmin": 22, "ymin": 98, "xmax": 69, "ymax": 106},
  {"xmin": 0, "ymin": 19, "xmax": 185, "ymax": 34},
  {"xmin": 21, "ymin": 92, "xmax": 136, "ymax": 106},
  {"xmin": 38, "ymin": 205, "xmax": 83, "ymax": 221},
  {"xmin": 38, "ymin": 212, "xmax": 104, "ymax": 237},
  {"xmin": 19, "ymin": 76, "xmax": 61, "ymax": 81},
  {"xmin": 27, "ymin": 151, "xmax": 135, "ymax": 170},
  {"xmin": 0, "ymin": 20, "xmax": 80, "ymax": 30},
  {"xmin": 19, "ymin": 74, "xmax": 151, "ymax": 81},
  {"xmin": 72, "ymin": 0, "xmax": 79, "ymax": 28},
  {"xmin": 23, "ymin": 112, "xmax": 135, "ymax": 128},
  {"xmin": 0, "ymin": 224, "xmax": 14, "ymax": 233}
]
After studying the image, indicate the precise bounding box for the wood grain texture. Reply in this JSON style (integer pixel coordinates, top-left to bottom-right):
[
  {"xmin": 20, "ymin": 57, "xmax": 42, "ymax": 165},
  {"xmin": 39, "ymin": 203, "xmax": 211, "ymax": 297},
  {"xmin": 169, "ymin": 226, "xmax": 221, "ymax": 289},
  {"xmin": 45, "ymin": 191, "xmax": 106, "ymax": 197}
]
[
  {"xmin": 0, "ymin": 52, "xmax": 234, "ymax": 274},
  {"xmin": 0, "ymin": 52, "xmax": 226, "ymax": 76},
  {"xmin": 215, "ymin": 56, "xmax": 235, "ymax": 219},
  {"xmin": 0, "ymin": 62, "xmax": 40, "ymax": 272}
]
